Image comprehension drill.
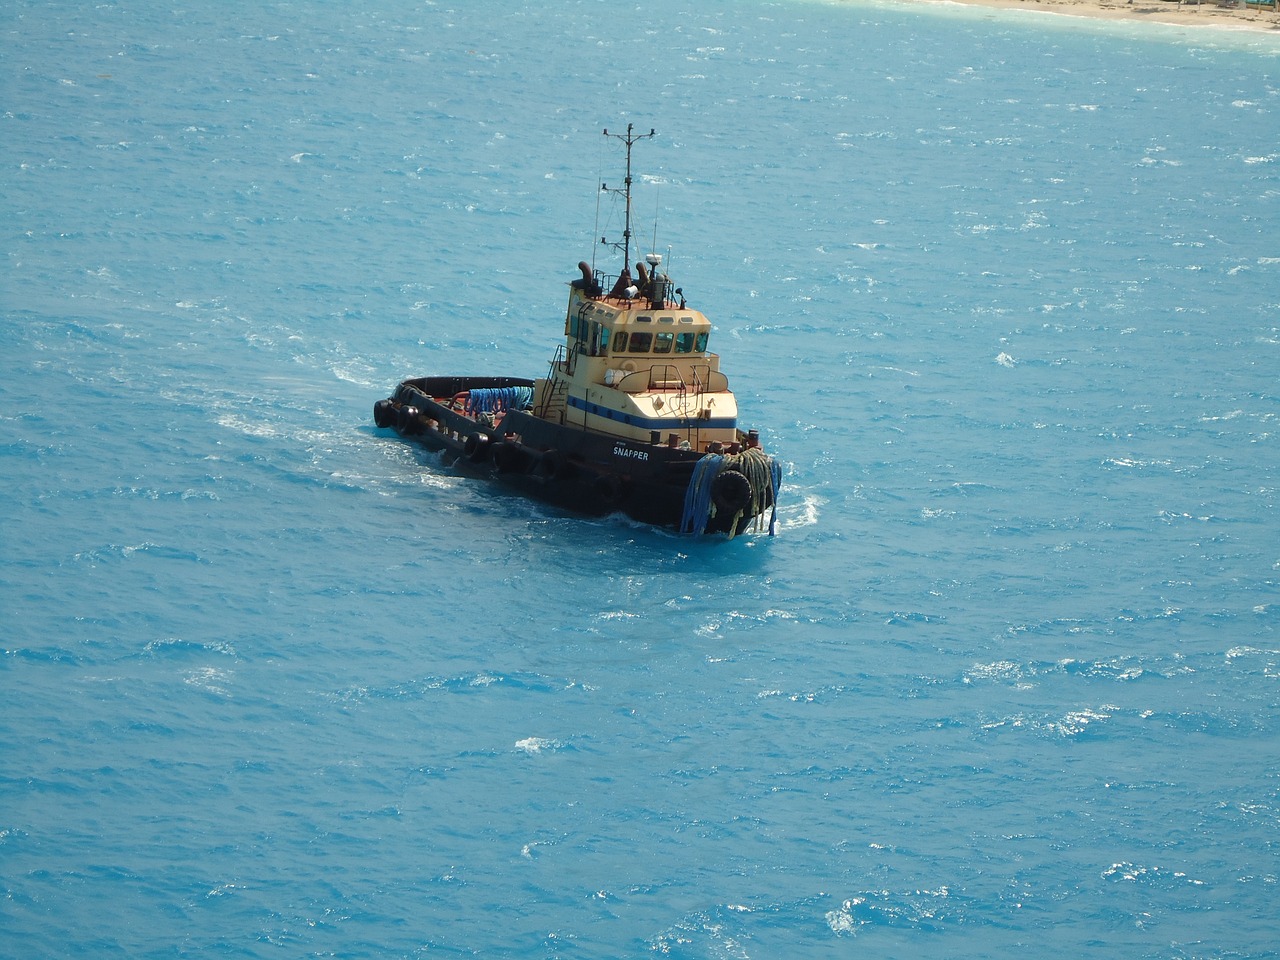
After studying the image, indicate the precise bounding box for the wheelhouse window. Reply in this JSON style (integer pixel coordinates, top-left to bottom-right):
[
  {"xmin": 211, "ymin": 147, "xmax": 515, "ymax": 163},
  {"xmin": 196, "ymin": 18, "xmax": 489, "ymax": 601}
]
[
  {"xmin": 675, "ymin": 332, "xmax": 695, "ymax": 354},
  {"xmin": 611, "ymin": 332, "xmax": 629, "ymax": 353},
  {"xmin": 695, "ymin": 332, "xmax": 709, "ymax": 352},
  {"xmin": 654, "ymin": 331, "xmax": 674, "ymax": 354},
  {"xmin": 628, "ymin": 331, "xmax": 653, "ymax": 353}
]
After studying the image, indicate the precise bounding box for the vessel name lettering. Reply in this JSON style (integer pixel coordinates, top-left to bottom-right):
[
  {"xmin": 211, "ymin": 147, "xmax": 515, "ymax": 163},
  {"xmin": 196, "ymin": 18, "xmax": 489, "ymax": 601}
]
[{"xmin": 613, "ymin": 445, "xmax": 649, "ymax": 462}]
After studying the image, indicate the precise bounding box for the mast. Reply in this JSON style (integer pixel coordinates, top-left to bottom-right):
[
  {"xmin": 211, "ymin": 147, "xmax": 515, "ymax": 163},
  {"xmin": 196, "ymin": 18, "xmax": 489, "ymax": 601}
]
[{"xmin": 602, "ymin": 124, "xmax": 655, "ymax": 275}]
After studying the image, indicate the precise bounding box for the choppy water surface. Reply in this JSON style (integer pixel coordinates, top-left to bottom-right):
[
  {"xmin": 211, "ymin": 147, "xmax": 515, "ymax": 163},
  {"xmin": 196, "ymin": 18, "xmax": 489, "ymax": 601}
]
[{"xmin": 3, "ymin": 0, "xmax": 1278, "ymax": 956}]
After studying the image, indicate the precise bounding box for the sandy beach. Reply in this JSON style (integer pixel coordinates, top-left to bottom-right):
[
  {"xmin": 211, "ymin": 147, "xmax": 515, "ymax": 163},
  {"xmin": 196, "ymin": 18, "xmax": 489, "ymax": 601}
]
[{"xmin": 899, "ymin": 0, "xmax": 1280, "ymax": 34}]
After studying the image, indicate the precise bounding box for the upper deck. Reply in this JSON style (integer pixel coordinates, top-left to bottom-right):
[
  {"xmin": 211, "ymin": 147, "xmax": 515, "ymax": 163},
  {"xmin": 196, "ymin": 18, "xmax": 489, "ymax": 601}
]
[{"xmin": 565, "ymin": 262, "xmax": 720, "ymax": 373}]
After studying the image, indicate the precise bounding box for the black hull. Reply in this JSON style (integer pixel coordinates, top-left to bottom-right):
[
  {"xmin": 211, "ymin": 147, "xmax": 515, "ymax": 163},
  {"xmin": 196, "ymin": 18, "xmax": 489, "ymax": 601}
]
[{"xmin": 374, "ymin": 376, "xmax": 776, "ymax": 537}]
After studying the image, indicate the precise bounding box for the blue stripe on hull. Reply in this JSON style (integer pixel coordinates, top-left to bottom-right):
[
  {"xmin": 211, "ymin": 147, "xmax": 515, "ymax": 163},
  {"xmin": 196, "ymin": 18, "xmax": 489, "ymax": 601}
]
[{"xmin": 566, "ymin": 394, "xmax": 736, "ymax": 432}]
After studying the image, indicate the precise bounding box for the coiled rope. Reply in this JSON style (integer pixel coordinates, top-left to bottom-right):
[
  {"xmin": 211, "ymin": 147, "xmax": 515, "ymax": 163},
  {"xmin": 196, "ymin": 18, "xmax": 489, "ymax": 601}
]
[{"xmin": 466, "ymin": 386, "xmax": 533, "ymax": 416}]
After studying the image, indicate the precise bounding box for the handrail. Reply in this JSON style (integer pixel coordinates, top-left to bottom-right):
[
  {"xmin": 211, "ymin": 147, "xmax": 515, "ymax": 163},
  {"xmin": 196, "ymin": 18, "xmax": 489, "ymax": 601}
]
[
  {"xmin": 611, "ymin": 362, "xmax": 729, "ymax": 395},
  {"xmin": 648, "ymin": 364, "xmax": 685, "ymax": 392},
  {"xmin": 534, "ymin": 345, "xmax": 567, "ymax": 419},
  {"xmin": 587, "ymin": 271, "xmax": 679, "ymax": 309}
]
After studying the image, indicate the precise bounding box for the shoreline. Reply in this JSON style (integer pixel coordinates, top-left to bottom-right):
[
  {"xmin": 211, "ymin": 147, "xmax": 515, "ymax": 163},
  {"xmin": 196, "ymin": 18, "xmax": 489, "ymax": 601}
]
[{"xmin": 890, "ymin": 0, "xmax": 1280, "ymax": 34}]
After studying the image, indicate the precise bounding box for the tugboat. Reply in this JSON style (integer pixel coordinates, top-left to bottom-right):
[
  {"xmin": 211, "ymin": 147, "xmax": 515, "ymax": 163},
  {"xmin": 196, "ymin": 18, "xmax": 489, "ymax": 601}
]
[{"xmin": 373, "ymin": 125, "xmax": 781, "ymax": 537}]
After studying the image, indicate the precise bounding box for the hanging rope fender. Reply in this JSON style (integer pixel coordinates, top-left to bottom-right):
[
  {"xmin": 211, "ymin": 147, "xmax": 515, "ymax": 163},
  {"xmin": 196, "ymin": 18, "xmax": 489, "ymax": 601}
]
[
  {"xmin": 680, "ymin": 447, "xmax": 781, "ymax": 537},
  {"xmin": 680, "ymin": 454, "xmax": 724, "ymax": 535}
]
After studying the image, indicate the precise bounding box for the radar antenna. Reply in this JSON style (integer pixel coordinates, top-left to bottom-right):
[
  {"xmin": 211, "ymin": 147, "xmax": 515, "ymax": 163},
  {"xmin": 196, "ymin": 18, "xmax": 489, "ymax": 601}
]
[{"xmin": 600, "ymin": 124, "xmax": 655, "ymax": 274}]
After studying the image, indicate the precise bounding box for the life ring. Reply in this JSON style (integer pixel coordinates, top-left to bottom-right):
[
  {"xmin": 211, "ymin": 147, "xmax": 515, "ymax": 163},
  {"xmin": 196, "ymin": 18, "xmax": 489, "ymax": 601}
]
[
  {"xmin": 620, "ymin": 360, "xmax": 637, "ymax": 373},
  {"xmin": 373, "ymin": 399, "xmax": 395, "ymax": 428},
  {"xmin": 463, "ymin": 433, "xmax": 490, "ymax": 463},
  {"xmin": 397, "ymin": 405, "xmax": 422, "ymax": 435},
  {"xmin": 711, "ymin": 469, "xmax": 752, "ymax": 514}
]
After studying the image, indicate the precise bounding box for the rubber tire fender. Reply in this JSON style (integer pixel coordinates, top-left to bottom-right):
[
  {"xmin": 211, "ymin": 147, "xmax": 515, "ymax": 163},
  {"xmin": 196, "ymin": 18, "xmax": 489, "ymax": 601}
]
[
  {"xmin": 397, "ymin": 405, "xmax": 422, "ymax": 435},
  {"xmin": 374, "ymin": 399, "xmax": 396, "ymax": 428},
  {"xmin": 711, "ymin": 468, "xmax": 752, "ymax": 514},
  {"xmin": 489, "ymin": 441, "xmax": 526, "ymax": 474},
  {"xmin": 463, "ymin": 433, "xmax": 490, "ymax": 463},
  {"xmin": 538, "ymin": 449, "xmax": 569, "ymax": 481},
  {"xmin": 594, "ymin": 474, "xmax": 625, "ymax": 506}
]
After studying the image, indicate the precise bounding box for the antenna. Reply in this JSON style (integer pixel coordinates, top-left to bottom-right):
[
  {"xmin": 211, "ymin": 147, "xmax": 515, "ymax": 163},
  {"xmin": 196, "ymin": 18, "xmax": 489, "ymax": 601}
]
[
  {"xmin": 601, "ymin": 124, "xmax": 655, "ymax": 273},
  {"xmin": 651, "ymin": 182, "xmax": 660, "ymax": 256},
  {"xmin": 591, "ymin": 159, "xmax": 604, "ymax": 276}
]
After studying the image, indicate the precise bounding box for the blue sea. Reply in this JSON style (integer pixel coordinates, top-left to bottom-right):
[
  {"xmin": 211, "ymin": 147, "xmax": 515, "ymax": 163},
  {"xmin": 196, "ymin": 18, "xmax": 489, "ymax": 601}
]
[{"xmin": 4, "ymin": 0, "xmax": 1278, "ymax": 956}]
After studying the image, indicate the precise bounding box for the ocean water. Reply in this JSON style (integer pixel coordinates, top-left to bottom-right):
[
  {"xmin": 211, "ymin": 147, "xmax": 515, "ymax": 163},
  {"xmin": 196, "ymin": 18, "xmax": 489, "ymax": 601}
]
[{"xmin": 3, "ymin": 0, "xmax": 1279, "ymax": 956}]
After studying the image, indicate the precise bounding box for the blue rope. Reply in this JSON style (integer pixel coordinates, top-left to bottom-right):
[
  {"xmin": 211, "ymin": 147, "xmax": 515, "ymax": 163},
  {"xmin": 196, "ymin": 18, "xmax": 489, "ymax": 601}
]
[
  {"xmin": 467, "ymin": 386, "xmax": 532, "ymax": 415},
  {"xmin": 768, "ymin": 456, "xmax": 783, "ymax": 536},
  {"xmin": 680, "ymin": 454, "xmax": 724, "ymax": 535}
]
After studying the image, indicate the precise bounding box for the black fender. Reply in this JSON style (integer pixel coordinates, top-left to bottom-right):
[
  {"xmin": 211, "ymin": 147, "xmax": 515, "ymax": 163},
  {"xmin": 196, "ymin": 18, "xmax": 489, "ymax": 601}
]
[
  {"xmin": 397, "ymin": 405, "xmax": 422, "ymax": 435},
  {"xmin": 463, "ymin": 433, "xmax": 491, "ymax": 463},
  {"xmin": 489, "ymin": 441, "xmax": 530, "ymax": 474},
  {"xmin": 537, "ymin": 449, "xmax": 570, "ymax": 481},
  {"xmin": 711, "ymin": 469, "xmax": 752, "ymax": 514},
  {"xmin": 594, "ymin": 473, "xmax": 626, "ymax": 506}
]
